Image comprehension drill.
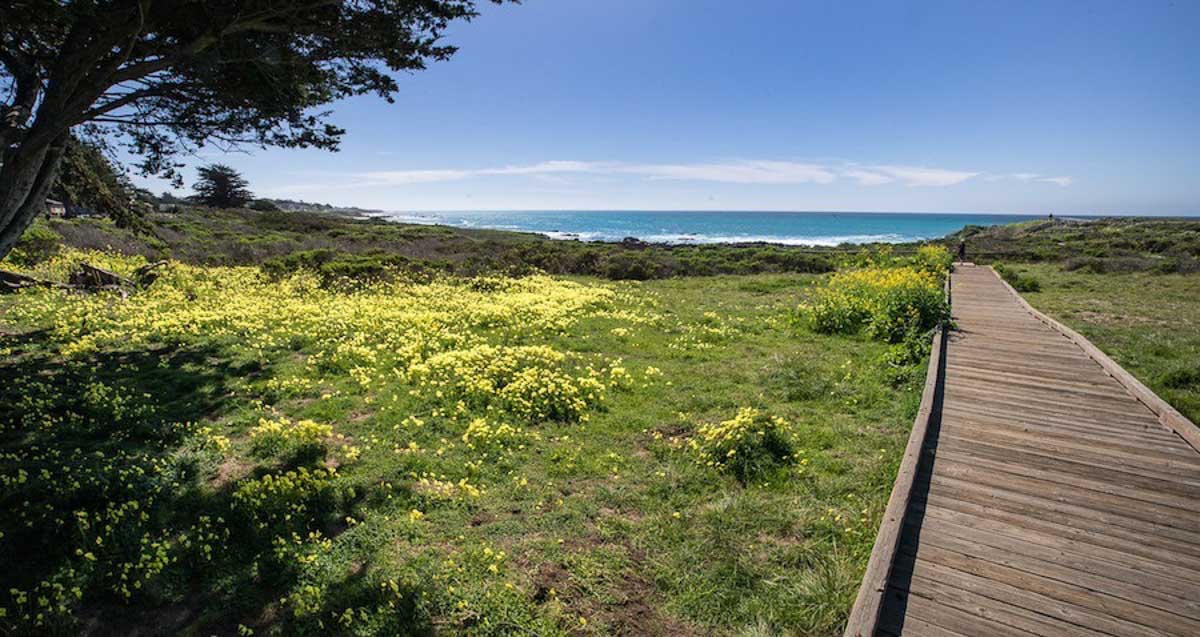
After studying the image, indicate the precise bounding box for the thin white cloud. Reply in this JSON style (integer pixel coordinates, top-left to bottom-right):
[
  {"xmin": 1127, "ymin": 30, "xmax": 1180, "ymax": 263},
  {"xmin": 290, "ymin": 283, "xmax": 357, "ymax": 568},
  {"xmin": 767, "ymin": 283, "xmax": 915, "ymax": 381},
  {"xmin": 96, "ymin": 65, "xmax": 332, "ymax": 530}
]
[
  {"xmin": 481, "ymin": 160, "xmax": 604, "ymax": 176},
  {"xmin": 345, "ymin": 159, "xmax": 998, "ymax": 189},
  {"xmin": 621, "ymin": 160, "xmax": 837, "ymax": 184},
  {"xmin": 841, "ymin": 169, "xmax": 894, "ymax": 186},
  {"xmin": 358, "ymin": 168, "xmax": 473, "ymax": 184},
  {"xmin": 1001, "ymin": 172, "xmax": 1072, "ymax": 186},
  {"xmin": 867, "ymin": 165, "xmax": 979, "ymax": 187}
]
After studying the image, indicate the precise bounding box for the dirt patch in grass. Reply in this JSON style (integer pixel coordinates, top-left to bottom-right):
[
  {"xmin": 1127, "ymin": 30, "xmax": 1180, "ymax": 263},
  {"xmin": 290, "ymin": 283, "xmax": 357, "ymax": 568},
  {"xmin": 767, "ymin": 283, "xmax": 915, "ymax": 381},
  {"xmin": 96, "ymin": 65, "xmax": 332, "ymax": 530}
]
[{"xmin": 212, "ymin": 456, "xmax": 254, "ymax": 488}]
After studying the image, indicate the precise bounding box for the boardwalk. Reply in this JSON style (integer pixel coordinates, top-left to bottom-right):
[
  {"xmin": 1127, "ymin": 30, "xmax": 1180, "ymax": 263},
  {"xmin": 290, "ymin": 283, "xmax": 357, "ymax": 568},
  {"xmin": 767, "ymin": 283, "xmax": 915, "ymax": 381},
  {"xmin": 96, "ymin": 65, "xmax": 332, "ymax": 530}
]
[{"xmin": 847, "ymin": 265, "xmax": 1200, "ymax": 637}]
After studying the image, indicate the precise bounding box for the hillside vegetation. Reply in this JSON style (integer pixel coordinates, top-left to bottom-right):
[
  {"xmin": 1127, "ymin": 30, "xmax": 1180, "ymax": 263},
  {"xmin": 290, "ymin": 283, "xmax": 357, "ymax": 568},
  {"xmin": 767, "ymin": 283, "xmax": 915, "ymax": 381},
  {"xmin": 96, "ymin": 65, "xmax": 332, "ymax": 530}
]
[
  {"xmin": 952, "ymin": 216, "xmax": 1200, "ymax": 273},
  {"xmin": 20, "ymin": 209, "xmax": 836, "ymax": 281}
]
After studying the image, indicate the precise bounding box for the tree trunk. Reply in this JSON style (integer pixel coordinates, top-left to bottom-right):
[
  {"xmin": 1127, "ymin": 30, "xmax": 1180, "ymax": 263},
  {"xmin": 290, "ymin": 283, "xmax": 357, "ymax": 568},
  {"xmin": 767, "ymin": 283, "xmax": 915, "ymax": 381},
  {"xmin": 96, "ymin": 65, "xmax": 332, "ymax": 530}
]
[{"xmin": 0, "ymin": 133, "xmax": 69, "ymax": 261}]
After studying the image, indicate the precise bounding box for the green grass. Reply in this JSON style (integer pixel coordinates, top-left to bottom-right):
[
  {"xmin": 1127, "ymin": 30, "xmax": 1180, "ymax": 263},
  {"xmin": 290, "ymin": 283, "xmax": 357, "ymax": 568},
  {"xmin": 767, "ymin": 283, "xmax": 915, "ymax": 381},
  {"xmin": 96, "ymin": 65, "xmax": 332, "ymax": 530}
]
[
  {"xmin": 0, "ymin": 260, "xmax": 925, "ymax": 636},
  {"xmin": 1016, "ymin": 264, "xmax": 1200, "ymax": 423}
]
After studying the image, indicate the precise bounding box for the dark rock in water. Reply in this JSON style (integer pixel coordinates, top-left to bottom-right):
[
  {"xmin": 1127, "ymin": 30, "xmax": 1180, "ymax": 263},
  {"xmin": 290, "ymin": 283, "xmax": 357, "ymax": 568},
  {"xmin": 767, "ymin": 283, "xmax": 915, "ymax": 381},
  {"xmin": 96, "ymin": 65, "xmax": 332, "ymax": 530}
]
[{"xmin": 620, "ymin": 236, "xmax": 648, "ymax": 249}]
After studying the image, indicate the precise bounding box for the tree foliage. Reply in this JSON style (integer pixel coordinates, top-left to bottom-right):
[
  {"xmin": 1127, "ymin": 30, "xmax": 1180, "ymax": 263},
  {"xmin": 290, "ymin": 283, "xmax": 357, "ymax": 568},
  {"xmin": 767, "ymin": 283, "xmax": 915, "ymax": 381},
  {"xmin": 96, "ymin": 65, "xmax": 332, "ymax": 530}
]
[
  {"xmin": 193, "ymin": 163, "xmax": 252, "ymax": 209},
  {"xmin": 52, "ymin": 136, "xmax": 148, "ymax": 230},
  {"xmin": 0, "ymin": 0, "xmax": 503, "ymax": 259}
]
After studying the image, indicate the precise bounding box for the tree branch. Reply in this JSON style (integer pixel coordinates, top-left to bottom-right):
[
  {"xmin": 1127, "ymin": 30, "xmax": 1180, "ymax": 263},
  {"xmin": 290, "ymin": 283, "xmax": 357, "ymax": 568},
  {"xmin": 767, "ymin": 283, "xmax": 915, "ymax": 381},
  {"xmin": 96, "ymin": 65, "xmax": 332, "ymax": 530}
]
[{"xmin": 75, "ymin": 87, "xmax": 166, "ymax": 122}]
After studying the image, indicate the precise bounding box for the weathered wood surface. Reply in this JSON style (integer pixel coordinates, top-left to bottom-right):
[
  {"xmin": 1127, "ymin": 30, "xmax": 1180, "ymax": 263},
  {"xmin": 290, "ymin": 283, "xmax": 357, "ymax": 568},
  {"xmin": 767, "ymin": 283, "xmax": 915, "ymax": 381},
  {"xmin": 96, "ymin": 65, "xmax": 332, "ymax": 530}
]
[{"xmin": 849, "ymin": 264, "xmax": 1200, "ymax": 637}]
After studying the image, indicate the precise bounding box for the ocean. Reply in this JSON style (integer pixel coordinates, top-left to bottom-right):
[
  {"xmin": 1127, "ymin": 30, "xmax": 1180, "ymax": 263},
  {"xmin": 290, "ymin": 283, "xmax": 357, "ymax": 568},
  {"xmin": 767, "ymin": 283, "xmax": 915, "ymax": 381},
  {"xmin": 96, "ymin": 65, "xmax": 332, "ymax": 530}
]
[{"xmin": 371, "ymin": 210, "xmax": 1046, "ymax": 246}]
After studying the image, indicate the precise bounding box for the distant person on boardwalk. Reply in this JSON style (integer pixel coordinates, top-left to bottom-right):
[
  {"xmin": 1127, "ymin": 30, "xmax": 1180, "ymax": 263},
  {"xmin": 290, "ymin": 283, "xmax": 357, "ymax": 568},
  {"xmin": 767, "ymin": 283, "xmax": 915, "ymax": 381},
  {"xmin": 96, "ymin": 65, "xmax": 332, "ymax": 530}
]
[{"xmin": 956, "ymin": 240, "xmax": 966, "ymax": 262}]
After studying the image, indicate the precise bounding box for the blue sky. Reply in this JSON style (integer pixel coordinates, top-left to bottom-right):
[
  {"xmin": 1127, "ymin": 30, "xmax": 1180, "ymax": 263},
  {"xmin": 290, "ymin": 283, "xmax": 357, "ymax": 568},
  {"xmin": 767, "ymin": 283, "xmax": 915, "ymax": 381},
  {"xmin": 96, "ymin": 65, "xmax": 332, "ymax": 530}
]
[{"xmin": 142, "ymin": 0, "xmax": 1200, "ymax": 215}]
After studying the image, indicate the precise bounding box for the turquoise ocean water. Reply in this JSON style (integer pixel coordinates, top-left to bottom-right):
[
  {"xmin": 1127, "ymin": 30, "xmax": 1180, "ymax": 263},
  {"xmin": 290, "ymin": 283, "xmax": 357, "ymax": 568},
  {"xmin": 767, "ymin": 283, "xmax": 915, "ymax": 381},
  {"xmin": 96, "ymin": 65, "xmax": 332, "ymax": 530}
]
[{"xmin": 374, "ymin": 210, "xmax": 1048, "ymax": 246}]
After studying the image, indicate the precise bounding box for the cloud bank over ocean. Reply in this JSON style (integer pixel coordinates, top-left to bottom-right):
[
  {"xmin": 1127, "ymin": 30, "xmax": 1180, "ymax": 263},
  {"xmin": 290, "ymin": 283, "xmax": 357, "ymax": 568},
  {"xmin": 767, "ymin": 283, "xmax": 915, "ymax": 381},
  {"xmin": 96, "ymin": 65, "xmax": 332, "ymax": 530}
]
[{"xmin": 293, "ymin": 159, "xmax": 1068, "ymax": 191}]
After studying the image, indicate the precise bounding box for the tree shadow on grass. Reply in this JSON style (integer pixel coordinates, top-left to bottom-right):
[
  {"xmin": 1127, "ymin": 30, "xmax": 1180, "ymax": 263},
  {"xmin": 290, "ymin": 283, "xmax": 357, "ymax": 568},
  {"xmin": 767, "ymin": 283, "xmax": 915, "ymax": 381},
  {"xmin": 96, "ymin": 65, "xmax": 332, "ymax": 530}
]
[
  {"xmin": 0, "ymin": 333, "xmax": 269, "ymax": 633},
  {"xmin": 0, "ymin": 332, "xmax": 428, "ymax": 635}
]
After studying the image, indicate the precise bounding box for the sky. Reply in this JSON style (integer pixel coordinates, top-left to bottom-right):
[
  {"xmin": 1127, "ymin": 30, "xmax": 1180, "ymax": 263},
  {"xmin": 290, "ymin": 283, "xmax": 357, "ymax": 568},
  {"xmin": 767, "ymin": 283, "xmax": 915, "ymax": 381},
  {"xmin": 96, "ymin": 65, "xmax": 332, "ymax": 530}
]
[{"xmin": 139, "ymin": 0, "xmax": 1200, "ymax": 215}]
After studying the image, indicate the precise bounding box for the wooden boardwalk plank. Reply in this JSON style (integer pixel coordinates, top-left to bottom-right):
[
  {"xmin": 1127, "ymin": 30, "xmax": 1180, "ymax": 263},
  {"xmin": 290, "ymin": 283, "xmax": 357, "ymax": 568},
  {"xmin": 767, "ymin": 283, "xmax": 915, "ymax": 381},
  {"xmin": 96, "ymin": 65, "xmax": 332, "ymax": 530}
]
[{"xmin": 846, "ymin": 265, "xmax": 1200, "ymax": 637}]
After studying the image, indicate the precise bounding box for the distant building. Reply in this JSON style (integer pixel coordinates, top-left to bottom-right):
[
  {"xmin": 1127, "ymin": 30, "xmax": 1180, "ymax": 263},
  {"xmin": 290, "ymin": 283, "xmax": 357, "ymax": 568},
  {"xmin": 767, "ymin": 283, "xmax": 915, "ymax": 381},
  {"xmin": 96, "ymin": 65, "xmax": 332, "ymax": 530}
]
[
  {"xmin": 45, "ymin": 199, "xmax": 66, "ymax": 217},
  {"xmin": 67, "ymin": 204, "xmax": 99, "ymax": 218}
]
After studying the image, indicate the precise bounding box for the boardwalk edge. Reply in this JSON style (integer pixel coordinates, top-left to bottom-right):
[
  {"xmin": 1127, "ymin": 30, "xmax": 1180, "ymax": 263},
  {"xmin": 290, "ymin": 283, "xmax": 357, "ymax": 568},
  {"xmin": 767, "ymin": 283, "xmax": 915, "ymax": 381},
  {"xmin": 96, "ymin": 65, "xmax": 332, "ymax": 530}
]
[
  {"xmin": 842, "ymin": 275, "xmax": 950, "ymax": 637},
  {"xmin": 987, "ymin": 265, "xmax": 1200, "ymax": 454}
]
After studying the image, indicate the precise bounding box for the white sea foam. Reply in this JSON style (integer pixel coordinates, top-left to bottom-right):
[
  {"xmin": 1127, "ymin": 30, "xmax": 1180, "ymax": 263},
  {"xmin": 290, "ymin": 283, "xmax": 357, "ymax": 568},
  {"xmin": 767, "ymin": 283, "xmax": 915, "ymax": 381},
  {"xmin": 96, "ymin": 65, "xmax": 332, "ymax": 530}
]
[
  {"xmin": 371, "ymin": 210, "xmax": 977, "ymax": 246},
  {"xmin": 614, "ymin": 233, "xmax": 914, "ymax": 246}
]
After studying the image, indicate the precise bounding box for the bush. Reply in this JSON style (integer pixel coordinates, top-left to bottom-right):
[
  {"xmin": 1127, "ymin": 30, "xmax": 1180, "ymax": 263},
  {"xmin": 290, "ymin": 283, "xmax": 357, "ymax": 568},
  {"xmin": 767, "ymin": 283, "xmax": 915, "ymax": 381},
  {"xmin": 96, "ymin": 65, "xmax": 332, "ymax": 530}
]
[
  {"xmin": 249, "ymin": 416, "xmax": 333, "ymax": 458},
  {"xmin": 250, "ymin": 199, "xmax": 281, "ymax": 212},
  {"xmin": 994, "ymin": 263, "xmax": 1042, "ymax": 292},
  {"xmin": 599, "ymin": 251, "xmax": 661, "ymax": 280},
  {"xmin": 881, "ymin": 333, "xmax": 933, "ymax": 386},
  {"xmin": 910, "ymin": 244, "xmax": 954, "ymax": 277},
  {"xmin": 403, "ymin": 344, "xmax": 609, "ymax": 423},
  {"xmin": 232, "ymin": 467, "xmax": 339, "ymax": 537},
  {"xmin": 690, "ymin": 407, "xmax": 793, "ymax": 481},
  {"xmin": 262, "ymin": 248, "xmax": 449, "ymax": 285},
  {"xmin": 1062, "ymin": 255, "xmax": 1155, "ymax": 274},
  {"xmin": 6, "ymin": 221, "xmax": 62, "ymax": 266},
  {"xmin": 803, "ymin": 266, "xmax": 948, "ymax": 343}
]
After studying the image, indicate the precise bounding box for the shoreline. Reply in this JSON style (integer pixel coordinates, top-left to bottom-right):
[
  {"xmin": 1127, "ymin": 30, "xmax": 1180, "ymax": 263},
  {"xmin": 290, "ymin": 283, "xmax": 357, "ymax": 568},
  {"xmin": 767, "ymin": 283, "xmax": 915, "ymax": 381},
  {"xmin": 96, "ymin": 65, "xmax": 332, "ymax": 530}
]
[{"xmin": 351, "ymin": 210, "xmax": 1019, "ymax": 249}]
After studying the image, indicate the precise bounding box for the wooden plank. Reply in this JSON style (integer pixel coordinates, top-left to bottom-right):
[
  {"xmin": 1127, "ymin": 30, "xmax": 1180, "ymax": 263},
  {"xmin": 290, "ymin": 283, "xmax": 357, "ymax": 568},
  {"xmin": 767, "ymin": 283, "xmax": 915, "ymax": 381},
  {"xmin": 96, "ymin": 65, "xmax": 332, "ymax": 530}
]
[
  {"xmin": 933, "ymin": 433, "xmax": 1200, "ymax": 498},
  {"xmin": 943, "ymin": 385, "xmax": 1162, "ymax": 426},
  {"xmin": 929, "ymin": 459, "xmax": 1200, "ymax": 535},
  {"xmin": 921, "ymin": 474, "xmax": 1200, "ymax": 558},
  {"xmin": 892, "ymin": 557, "xmax": 1175, "ymax": 637},
  {"xmin": 947, "ymin": 376, "xmax": 1160, "ymax": 415},
  {"xmin": 947, "ymin": 365, "xmax": 1158, "ymax": 406},
  {"xmin": 938, "ymin": 412, "xmax": 1200, "ymax": 463},
  {"xmin": 889, "ymin": 590, "xmax": 1048, "ymax": 637},
  {"xmin": 910, "ymin": 497, "xmax": 1200, "ymax": 584},
  {"xmin": 933, "ymin": 441, "xmax": 1200, "ymax": 510},
  {"xmin": 910, "ymin": 514, "xmax": 1200, "ymax": 614},
  {"xmin": 878, "ymin": 613, "xmax": 970, "ymax": 637},
  {"xmin": 899, "ymin": 541, "xmax": 1200, "ymax": 636},
  {"xmin": 935, "ymin": 424, "xmax": 1200, "ymax": 479},
  {"xmin": 940, "ymin": 402, "xmax": 1181, "ymax": 446},
  {"xmin": 944, "ymin": 383, "xmax": 1157, "ymax": 420}
]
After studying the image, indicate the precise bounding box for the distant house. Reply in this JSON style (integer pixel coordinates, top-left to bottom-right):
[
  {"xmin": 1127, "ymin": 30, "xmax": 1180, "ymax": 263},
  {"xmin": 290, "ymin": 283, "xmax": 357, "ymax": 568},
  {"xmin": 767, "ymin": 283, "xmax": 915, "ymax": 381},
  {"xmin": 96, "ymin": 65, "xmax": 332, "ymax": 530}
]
[{"xmin": 45, "ymin": 199, "xmax": 66, "ymax": 217}]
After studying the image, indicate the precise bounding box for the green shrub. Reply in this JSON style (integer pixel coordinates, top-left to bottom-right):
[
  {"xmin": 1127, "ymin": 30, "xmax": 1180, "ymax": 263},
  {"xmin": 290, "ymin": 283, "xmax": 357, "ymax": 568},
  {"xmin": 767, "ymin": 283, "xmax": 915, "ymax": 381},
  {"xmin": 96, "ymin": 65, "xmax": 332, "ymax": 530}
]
[
  {"xmin": 690, "ymin": 407, "xmax": 794, "ymax": 481},
  {"xmin": 599, "ymin": 251, "xmax": 661, "ymax": 280},
  {"xmin": 232, "ymin": 467, "xmax": 339, "ymax": 537},
  {"xmin": 248, "ymin": 416, "xmax": 333, "ymax": 459},
  {"xmin": 909, "ymin": 244, "xmax": 954, "ymax": 277},
  {"xmin": 261, "ymin": 248, "xmax": 449, "ymax": 285},
  {"xmin": 881, "ymin": 333, "xmax": 933, "ymax": 386},
  {"xmin": 994, "ymin": 263, "xmax": 1042, "ymax": 292},
  {"xmin": 803, "ymin": 266, "xmax": 948, "ymax": 343},
  {"xmin": 249, "ymin": 199, "xmax": 281, "ymax": 212},
  {"xmin": 6, "ymin": 222, "xmax": 62, "ymax": 266}
]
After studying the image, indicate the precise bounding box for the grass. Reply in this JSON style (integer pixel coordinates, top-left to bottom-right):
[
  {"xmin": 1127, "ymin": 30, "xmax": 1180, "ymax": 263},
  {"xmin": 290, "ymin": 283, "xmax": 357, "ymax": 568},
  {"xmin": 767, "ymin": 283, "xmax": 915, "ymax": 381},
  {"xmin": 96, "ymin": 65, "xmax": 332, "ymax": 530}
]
[
  {"xmin": 1015, "ymin": 264, "xmax": 1200, "ymax": 424},
  {"xmin": 0, "ymin": 249, "xmax": 931, "ymax": 636}
]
